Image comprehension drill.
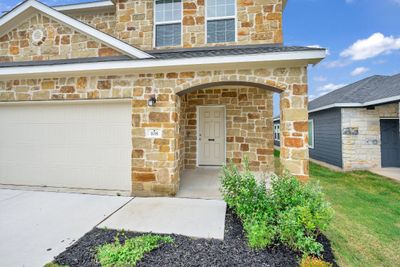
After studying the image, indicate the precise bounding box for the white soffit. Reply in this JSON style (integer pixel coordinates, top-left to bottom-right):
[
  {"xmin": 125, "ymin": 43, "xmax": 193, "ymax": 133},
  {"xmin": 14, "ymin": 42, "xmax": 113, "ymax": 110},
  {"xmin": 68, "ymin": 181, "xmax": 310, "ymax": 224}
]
[
  {"xmin": 0, "ymin": 0, "xmax": 152, "ymax": 59},
  {"xmin": 0, "ymin": 50, "xmax": 327, "ymax": 79}
]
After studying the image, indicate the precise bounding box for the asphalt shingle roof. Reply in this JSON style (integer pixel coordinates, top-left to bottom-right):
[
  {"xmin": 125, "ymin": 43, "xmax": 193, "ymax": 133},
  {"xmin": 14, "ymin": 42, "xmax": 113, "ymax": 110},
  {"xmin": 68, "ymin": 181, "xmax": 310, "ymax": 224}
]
[
  {"xmin": 149, "ymin": 45, "xmax": 323, "ymax": 59},
  {"xmin": 0, "ymin": 45, "xmax": 324, "ymax": 68},
  {"xmin": 309, "ymin": 73, "xmax": 400, "ymax": 111}
]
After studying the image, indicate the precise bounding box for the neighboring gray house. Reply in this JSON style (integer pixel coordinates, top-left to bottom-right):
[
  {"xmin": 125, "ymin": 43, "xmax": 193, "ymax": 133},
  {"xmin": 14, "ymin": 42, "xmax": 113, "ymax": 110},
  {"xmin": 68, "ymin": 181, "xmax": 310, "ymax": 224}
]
[{"xmin": 275, "ymin": 73, "xmax": 400, "ymax": 171}]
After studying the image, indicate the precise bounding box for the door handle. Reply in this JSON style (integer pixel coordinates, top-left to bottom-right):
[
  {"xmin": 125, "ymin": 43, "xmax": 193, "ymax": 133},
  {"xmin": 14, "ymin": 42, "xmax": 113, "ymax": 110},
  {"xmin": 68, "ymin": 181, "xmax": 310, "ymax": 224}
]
[{"xmin": 208, "ymin": 139, "xmax": 215, "ymax": 141}]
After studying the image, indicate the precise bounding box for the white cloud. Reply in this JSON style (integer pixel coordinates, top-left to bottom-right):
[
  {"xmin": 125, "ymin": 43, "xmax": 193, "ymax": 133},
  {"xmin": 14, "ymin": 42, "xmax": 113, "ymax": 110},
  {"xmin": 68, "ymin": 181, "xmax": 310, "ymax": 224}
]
[
  {"xmin": 313, "ymin": 76, "xmax": 328, "ymax": 82},
  {"xmin": 341, "ymin": 33, "xmax": 400, "ymax": 60},
  {"xmin": 351, "ymin": 67, "xmax": 369, "ymax": 76},
  {"xmin": 391, "ymin": 0, "xmax": 400, "ymax": 6},
  {"xmin": 323, "ymin": 59, "xmax": 350, "ymax": 68},
  {"xmin": 314, "ymin": 83, "xmax": 347, "ymax": 98}
]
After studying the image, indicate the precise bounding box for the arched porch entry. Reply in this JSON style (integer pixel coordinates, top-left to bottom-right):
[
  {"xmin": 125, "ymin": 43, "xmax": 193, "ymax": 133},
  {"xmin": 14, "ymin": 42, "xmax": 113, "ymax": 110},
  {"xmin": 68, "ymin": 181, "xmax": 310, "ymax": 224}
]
[
  {"xmin": 131, "ymin": 67, "xmax": 309, "ymax": 197},
  {"xmin": 174, "ymin": 78, "xmax": 306, "ymax": 198}
]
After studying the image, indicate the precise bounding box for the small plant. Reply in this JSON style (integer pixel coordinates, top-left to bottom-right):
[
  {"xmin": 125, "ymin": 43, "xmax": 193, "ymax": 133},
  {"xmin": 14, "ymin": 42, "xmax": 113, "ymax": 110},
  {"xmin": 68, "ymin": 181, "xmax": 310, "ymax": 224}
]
[
  {"xmin": 96, "ymin": 233, "xmax": 173, "ymax": 267},
  {"xmin": 220, "ymin": 160, "xmax": 333, "ymax": 256},
  {"xmin": 300, "ymin": 256, "xmax": 333, "ymax": 267}
]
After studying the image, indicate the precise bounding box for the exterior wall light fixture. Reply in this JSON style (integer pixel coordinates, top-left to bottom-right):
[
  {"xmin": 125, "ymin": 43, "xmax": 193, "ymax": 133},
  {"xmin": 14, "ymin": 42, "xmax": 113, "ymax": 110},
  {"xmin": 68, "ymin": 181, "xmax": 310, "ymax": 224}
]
[{"xmin": 148, "ymin": 95, "xmax": 157, "ymax": 107}]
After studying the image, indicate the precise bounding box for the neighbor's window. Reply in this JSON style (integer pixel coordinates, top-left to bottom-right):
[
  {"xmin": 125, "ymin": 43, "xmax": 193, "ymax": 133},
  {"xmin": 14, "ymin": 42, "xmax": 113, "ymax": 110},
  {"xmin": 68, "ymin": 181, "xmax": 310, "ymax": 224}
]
[
  {"xmin": 308, "ymin": 120, "xmax": 314, "ymax": 149},
  {"xmin": 155, "ymin": 0, "xmax": 182, "ymax": 47},
  {"xmin": 274, "ymin": 124, "xmax": 280, "ymax": 141},
  {"xmin": 206, "ymin": 0, "xmax": 236, "ymax": 43}
]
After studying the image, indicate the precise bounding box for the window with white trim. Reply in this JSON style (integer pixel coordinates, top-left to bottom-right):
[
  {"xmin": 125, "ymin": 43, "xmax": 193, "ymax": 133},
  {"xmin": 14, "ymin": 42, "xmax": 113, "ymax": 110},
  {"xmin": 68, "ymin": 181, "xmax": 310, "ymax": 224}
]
[
  {"xmin": 274, "ymin": 124, "xmax": 280, "ymax": 141},
  {"xmin": 154, "ymin": 0, "xmax": 182, "ymax": 47},
  {"xmin": 308, "ymin": 120, "xmax": 314, "ymax": 149},
  {"xmin": 206, "ymin": 0, "xmax": 236, "ymax": 43}
]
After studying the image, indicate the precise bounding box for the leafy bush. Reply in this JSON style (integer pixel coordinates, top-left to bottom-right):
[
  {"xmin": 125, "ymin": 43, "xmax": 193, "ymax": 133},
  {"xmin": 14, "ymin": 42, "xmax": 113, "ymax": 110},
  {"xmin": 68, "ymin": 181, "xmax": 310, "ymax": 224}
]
[
  {"xmin": 220, "ymin": 160, "xmax": 333, "ymax": 256},
  {"xmin": 96, "ymin": 233, "xmax": 173, "ymax": 267},
  {"xmin": 300, "ymin": 256, "xmax": 333, "ymax": 267}
]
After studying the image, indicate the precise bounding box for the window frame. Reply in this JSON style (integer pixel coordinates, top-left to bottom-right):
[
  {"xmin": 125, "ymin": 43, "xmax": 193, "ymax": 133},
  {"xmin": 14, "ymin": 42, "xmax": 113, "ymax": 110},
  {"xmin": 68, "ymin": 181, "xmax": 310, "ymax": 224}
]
[
  {"xmin": 205, "ymin": 0, "xmax": 237, "ymax": 44},
  {"xmin": 308, "ymin": 119, "xmax": 314, "ymax": 149},
  {"xmin": 153, "ymin": 0, "xmax": 183, "ymax": 48},
  {"xmin": 274, "ymin": 124, "xmax": 280, "ymax": 141}
]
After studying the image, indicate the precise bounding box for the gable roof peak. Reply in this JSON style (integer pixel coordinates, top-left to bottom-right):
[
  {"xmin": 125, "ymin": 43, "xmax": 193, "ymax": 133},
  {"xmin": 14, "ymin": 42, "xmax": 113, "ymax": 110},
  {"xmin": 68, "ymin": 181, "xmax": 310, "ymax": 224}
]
[{"xmin": 0, "ymin": 0, "xmax": 152, "ymax": 59}]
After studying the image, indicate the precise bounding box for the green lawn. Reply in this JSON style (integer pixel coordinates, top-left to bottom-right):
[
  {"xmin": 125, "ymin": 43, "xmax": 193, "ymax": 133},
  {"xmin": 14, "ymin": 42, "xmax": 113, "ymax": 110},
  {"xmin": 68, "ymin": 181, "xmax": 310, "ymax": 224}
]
[{"xmin": 275, "ymin": 151, "xmax": 400, "ymax": 267}]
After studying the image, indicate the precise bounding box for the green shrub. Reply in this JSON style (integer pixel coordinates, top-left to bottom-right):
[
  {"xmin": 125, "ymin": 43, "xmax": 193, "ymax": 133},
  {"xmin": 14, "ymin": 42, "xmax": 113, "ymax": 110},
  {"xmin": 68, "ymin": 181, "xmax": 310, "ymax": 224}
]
[
  {"xmin": 96, "ymin": 233, "xmax": 173, "ymax": 267},
  {"xmin": 220, "ymin": 160, "xmax": 333, "ymax": 256}
]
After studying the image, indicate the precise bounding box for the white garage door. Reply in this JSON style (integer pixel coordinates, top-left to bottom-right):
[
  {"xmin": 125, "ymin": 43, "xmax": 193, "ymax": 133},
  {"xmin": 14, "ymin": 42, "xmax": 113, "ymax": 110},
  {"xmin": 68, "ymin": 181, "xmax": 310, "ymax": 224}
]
[{"xmin": 0, "ymin": 101, "xmax": 131, "ymax": 193}]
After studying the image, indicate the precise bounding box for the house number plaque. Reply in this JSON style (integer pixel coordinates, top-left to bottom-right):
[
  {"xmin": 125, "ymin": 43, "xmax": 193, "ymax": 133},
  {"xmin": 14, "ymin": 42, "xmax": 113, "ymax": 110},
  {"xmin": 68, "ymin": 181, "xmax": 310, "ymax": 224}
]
[{"xmin": 145, "ymin": 129, "xmax": 162, "ymax": 138}]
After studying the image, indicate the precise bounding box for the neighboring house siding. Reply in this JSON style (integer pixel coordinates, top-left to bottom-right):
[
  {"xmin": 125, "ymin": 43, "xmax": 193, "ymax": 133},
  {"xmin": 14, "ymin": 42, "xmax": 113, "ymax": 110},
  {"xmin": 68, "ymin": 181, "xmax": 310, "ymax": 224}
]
[
  {"xmin": 0, "ymin": 14, "xmax": 121, "ymax": 63},
  {"xmin": 114, "ymin": 0, "xmax": 283, "ymax": 50},
  {"xmin": 309, "ymin": 108, "xmax": 342, "ymax": 168},
  {"xmin": 341, "ymin": 102, "xmax": 399, "ymax": 171}
]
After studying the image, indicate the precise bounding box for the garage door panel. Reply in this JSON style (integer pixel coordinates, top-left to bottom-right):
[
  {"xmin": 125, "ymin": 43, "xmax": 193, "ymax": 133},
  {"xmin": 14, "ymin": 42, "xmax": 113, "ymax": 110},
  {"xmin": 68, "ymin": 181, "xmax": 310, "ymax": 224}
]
[{"xmin": 0, "ymin": 102, "xmax": 132, "ymax": 191}]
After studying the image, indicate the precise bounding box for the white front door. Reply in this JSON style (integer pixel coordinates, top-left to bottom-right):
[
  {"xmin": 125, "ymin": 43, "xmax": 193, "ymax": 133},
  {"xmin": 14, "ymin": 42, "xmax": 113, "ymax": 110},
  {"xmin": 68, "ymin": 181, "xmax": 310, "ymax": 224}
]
[{"xmin": 198, "ymin": 106, "xmax": 225, "ymax": 166}]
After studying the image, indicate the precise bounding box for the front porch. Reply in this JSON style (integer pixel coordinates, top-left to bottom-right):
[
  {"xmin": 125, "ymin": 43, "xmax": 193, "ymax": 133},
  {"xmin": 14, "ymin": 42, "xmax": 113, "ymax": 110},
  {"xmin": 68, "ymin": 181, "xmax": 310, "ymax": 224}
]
[
  {"xmin": 176, "ymin": 168, "xmax": 222, "ymax": 200},
  {"xmin": 131, "ymin": 67, "xmax": 311, "ymax": 197}
]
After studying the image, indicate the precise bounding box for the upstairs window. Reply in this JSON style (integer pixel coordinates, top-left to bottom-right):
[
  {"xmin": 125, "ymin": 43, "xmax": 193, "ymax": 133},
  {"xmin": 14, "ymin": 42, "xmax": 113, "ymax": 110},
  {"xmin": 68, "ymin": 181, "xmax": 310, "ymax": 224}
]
[
  {"xmin": 206, "ymin": 0, "xmax": 236, "ymax": 43},
  {"xmin": 155, "ymin": 0, "xmax": 182, "ymax": 47}
]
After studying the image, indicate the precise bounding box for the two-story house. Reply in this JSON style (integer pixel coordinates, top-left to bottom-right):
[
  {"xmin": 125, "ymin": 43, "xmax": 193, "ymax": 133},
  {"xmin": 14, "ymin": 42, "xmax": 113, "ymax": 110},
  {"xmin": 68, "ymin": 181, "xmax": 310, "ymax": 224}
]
[{"xmin": 0, "ymin": 0, "xmax": 326, "ymax": 196}]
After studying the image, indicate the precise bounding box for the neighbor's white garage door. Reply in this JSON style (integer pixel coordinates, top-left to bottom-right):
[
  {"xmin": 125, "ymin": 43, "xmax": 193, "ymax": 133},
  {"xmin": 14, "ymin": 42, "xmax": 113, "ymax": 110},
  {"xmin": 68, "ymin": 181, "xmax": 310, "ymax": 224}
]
[{"xmin": 0, "ymin": 101, "xmax": 131, "ymax": 192}]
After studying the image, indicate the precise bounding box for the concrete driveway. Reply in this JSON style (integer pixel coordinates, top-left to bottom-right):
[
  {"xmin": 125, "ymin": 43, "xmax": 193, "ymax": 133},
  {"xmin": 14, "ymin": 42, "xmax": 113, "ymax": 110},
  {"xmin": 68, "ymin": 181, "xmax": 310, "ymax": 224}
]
[{"xmin": 0, "ymin": 189, "xmax": 131, "ymax": 267}]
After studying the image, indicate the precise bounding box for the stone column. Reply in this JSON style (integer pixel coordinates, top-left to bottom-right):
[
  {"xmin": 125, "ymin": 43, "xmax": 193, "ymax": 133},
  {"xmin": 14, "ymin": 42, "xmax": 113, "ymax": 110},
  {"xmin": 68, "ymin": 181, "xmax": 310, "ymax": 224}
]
[
  {"xmin": 279, "ymin": 83, "xmax": 309, "ymax": 181},
  {"xmin": 131, "ymin": 75, "xmax": 180, "ymax": 196}
]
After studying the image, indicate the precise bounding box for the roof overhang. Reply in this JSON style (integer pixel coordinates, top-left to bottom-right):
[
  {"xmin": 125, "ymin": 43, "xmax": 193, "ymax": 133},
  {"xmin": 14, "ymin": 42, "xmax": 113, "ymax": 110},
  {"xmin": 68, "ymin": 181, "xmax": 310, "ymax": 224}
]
[
  {"xmin": 0, "ymin": 49, "xmax": 326, "ymax": 80},
  {"xmin": 0, "ymin": 0, "xmax": 152, "ymax": 59},
  {"xmin": 309, "ymin": 95, "xmax": 400, "ymax": 113},
  {"xmin": 53, "ymin": 0, "xmax": 115, "ymax": 14}
]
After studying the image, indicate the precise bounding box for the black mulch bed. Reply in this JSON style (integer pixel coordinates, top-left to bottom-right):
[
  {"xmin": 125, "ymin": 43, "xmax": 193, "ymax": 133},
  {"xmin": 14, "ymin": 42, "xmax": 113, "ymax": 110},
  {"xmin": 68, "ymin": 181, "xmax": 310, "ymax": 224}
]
[{"xmin": 54, "ymin": 209, "xmax": 337, "ymax": 267}]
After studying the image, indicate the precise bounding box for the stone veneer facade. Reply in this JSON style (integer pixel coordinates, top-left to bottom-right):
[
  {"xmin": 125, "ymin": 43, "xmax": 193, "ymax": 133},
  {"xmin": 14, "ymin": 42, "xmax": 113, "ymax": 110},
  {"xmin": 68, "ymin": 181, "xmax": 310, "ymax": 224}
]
[
  {"xmin": 0, "ymin": 0, "xmax": 313, "ymax": 196},
  {"xmin": 66, "ymin": 0, "xmax": 283, "ymax": 50},
  {"xmin": 0, "ymin": 66, "xmax": 309, "ymax": 196},
  {"xmin": 341, "ymin": 102, "xmax": 399, "ymax": 170},
  {"xmin": 0, "ymin": 14, "xmax": 121, "ymax": 62}
]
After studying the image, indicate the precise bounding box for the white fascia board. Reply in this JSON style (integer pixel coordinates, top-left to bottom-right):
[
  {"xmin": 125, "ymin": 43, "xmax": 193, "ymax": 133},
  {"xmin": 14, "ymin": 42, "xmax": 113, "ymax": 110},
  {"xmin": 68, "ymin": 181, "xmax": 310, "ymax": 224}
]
[
  {"xmin": 363, "ymin": 95, "xmax": 400, "ymax": 106},
  {"xmin": 0, "ymin": 50, "xmax": 327, "ymax": 79},
  {"xmin": 309, "ymin": 96, "xmax": 400, "ymax": 113},
  {"xmin": 0, "ymin": 0, "xmax": 152, "ymax": 59},
  {"xmin": 54, "ymin": 1, "xmax": 114, "ymax": 12},
  {"xmin": 308, "ymin": 103, "xmax": 362, "ymax": 113}
]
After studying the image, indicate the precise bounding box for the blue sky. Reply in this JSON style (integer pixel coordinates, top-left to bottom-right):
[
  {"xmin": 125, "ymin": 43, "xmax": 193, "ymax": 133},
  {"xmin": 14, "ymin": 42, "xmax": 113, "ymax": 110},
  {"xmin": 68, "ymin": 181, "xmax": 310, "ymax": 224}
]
[
  {"xmin": 1, "ymin": 0, "xmax": 400, "ymax": 115},
  {"xmin": 282, "ymin": 0, "xmax": 400, "ymax": 114}
]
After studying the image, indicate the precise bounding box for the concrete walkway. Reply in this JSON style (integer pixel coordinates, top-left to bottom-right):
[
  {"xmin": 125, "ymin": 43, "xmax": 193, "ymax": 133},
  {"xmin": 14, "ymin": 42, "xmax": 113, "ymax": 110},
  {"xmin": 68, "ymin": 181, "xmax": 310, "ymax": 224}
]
[
  {"xmin": 0, "ymin": 189, "xmax": 131, "ymax": 267},
  {"xmin": 370, "ymin": 168, "xmax": 400, "ymax": 182},
  {"xmin": 99, "ymin": 197, "xmax": 227, "ymax": 240}
]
